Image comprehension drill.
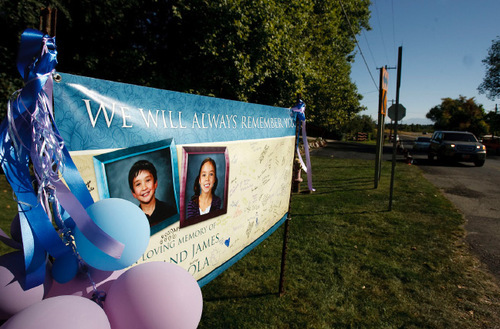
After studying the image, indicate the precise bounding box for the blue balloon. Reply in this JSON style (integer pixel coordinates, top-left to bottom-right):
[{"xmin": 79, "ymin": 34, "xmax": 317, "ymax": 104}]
[
  {"xmin": 73, "ymin": 198, "xmax": 150, "ymax": 271},
  {"xmin": 51, "ymin": 253, "xmax": 79, "ymax": 284}
]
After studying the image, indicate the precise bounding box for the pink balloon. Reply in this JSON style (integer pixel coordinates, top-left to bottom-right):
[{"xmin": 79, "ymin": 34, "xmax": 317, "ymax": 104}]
[
  {"xmin": 0, "ymin": 295, "xmax": 110, "ymax": 329},
  {"xmin": 46, "ymin": 266, "xmax": 126, "ymax": 299},
  {"xmin": 104, "ymin": 262, "xmax": 203, "ymax": 329},
  {"xmin": 0, "ymin": 252, "xmax": 52, "ymax": 320}
]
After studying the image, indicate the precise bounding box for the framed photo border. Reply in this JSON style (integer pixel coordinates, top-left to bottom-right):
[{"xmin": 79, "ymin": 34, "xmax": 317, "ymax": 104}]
[
  {"xmin": 93, "ymin": 138, "xmax": 180, "ymax": 234},
  {"xmin": 180, "ymin": 146, "xmax": 229, "ymax": 228}
]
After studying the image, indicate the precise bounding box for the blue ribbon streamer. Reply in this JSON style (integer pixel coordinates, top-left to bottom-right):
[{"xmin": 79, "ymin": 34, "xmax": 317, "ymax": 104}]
[
  {"xmin": 0, "ymin": 116, "xmax": 67, "ymax": 288},
  {"xmin": 291, "ymin": 100, "xmax": 315, "ymax": 192},
  {"xmin": 12, "ymin": 29, "xmax": 57, "ymax": 119},
  {"xmin": 0, "ymin": 29, "xmax": 124, "ymax": 289}
]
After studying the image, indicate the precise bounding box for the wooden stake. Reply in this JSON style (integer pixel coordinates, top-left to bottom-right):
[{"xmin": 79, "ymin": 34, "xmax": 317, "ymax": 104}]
[{"xmin": 39, "ymin": 7, "xmax": 57, "ymax": 37}]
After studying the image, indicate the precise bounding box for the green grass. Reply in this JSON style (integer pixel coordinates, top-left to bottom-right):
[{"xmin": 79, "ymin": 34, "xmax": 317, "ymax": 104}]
[
  {"xmin": 0, "ymin": 175, "xmax": 19, "ymax": 255},
  {"xmin": 199, "ymin": 157, "xmax": 500, "ymax": 328},
  {"xmin": 1, "ymin": 158, "xmax": 500, "ymax": 328}
]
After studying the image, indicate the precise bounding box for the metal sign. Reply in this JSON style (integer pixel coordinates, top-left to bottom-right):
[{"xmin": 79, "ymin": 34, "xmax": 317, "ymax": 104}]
[
  {"xmin": 388, "ymin": 104, "xmax": 406, "ymax": 121},
  {"xmin": 381, "ymin": 89, "xmax": 388, "ymax": 116},
  {"xmin": 380, "ymin": 68, "xmax": 389, "ymax": 116},
  {"xmin": 382, "ymin": 68, "xmax": 389, "ymax": 91}
]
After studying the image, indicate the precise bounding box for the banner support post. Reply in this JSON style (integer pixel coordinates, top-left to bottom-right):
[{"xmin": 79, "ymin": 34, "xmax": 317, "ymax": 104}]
[{"xmin": 279, "ymin": 95, "xmax": 301, "ymax": 296}]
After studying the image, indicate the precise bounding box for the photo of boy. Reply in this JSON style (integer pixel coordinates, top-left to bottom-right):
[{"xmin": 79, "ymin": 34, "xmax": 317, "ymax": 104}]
[{"xmin": 128, "ymin": 160, "xmax": 176, "ymax": 227}]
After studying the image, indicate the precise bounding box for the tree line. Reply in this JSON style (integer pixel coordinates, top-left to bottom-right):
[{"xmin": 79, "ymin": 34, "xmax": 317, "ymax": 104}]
[
  {"xmin": 2, "ymin": 2, "xmax": 498, "ymax": 138},
  {"xmin": 348, "ymin": 93, "xmax": 499, "ymax": 140},
  {"xmin": 0, "ymin": 0, "xmax": 371, "ymax": 130}
]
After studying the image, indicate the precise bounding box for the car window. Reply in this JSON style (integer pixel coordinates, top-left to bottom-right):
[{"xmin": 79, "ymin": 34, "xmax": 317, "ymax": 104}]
[{"xmin": 443, "ymin": 133, "xmax": 477, "ymax": 142}]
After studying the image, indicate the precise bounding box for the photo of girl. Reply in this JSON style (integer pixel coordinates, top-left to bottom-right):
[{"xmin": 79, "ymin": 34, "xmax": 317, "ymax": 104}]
[
  {"xmin": 180, "ymin": 146, "xmax": 229, "ymax": 228},
  {"xmin": 187, "ymin": 158, "xmax": 222, "ymax": 219}
]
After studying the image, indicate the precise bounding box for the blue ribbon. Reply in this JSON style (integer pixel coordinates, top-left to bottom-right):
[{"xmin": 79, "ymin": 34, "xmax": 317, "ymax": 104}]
[
  {"xmin": 0, "ymin": 116, "xmax": 66, "ymax": 288},
  {"xmin": 13, "ymin": 29, "xmax": 57, "ymax": 119},
  {"xmin": 16, "ymin": 29, "xmax": 56, "ymax": 81},
  {"xmin": 291, "ymin": 100, "xmax": 315, "ymax": 192},
  {"xmin": 0, "ymin": 29, "xmax": 124, "ymax": 289}
]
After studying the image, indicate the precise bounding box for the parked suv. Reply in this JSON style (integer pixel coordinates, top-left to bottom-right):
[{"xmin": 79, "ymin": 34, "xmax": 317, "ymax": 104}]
[
  {"xmin": 481, "ymin": 135, "xmax": 500, "ymax": 155},
  {"xmin": 428, "ymin": 131, "xmax": 486, "ymax": 166}
]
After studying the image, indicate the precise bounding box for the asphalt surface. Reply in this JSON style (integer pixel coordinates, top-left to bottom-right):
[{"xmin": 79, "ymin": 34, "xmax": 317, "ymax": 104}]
[{"xmin": 311, "ymin": 139, "xmax": 500, "ymax": 283}]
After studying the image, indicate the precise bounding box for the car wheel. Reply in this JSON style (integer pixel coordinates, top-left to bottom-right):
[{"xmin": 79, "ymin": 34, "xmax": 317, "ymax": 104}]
[
  {"xmin": 428, "ymin": 153, "xmax": 435, "ymax": 161},
  {"xmin": 474, "ymin": 160, "xmax": 485, "ymax": 167}
]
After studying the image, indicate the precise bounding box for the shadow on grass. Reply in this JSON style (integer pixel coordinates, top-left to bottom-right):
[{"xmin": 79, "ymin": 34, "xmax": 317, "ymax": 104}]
[
  {"xmin": 292, "ymin": 207, "xmax": 389, "ymax": 218},
  {"xmin": 307, "ymin": 177, "xmax": 375, "ymax": 193},
  {"xmin": 336, "ymin": 209, "xmax": 390, "ymax": 215},
  {"xmin": 318, "ymin": 163, "xmax": 373, "ymax": 169},
  {"xmin": 204, "ymin": 291, "xmax": 279, "ymax": 302},
  {"xmin": 311, "ymin": 187, "xmax": 373, "ymax": 194}
]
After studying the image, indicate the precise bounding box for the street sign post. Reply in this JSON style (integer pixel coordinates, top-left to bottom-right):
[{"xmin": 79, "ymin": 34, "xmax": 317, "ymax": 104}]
[
  {"xmin": 388, "ymin": 104, "xmax": 406, "ymax": 121},
  {"xmin": 389, "ymin": 47, "xmax": 403, "ymax": 211}
]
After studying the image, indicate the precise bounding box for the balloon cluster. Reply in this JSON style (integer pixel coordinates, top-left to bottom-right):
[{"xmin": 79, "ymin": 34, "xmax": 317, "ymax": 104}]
[
  {"xmin": 0, "ymin": 261, "xmax": 203, "ymax": 329},
  {"xmin": 0, "ymin": 29, "xmax": 203, "ymax": 328}
]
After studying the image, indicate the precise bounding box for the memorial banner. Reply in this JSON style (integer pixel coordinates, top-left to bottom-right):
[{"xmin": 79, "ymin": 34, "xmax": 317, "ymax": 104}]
[{"xmin": 54, "ymin": 73, "xmax": 296, "ymax": 286}]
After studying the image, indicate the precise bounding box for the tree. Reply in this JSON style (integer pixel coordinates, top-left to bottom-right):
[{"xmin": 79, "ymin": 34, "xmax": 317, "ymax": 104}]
[
  {"xmin": 426, "ymin": 96, "xmax": 488, "ymax": 137},
  {"xmin": 484, "ymin": 107, "xmax": 500, "ymax": 136},
  {"xmin": 478, "ymin": 37, "xmax": 500, "ymax": 101},
  {"xmin": 343, "ymin": 114, "xmax": 375, "ymax": 138},
  {"xmin": 0, "ymin": 0, "xmax": 371, "ymax": 129},
  {"xmin": 0, "ymin": 1, "xmax": 58, "ymax": 121}
]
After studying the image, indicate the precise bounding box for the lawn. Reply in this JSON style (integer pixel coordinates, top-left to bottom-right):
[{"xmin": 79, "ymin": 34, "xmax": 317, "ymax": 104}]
[
  {"xmin": 0, "ymin": 176, "xmax": 19, "ymax": 255},
  {"xmin": 198, "ymin": 156, "xmax": 500, "ymax": 328},
  {"xmin": 1, "ymin": 156, "xmax": 500, "ymax": 328}
]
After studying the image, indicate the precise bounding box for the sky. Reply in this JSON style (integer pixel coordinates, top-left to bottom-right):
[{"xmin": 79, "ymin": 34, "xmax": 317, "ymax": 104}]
[{"xmin": 349, "ymin": 0, "xmax": 500, "ymax": 124}]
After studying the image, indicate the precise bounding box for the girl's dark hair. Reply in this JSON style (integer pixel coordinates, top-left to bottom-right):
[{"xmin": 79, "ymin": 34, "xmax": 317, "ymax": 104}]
[{"xmin": 191, "ymin": 157, "xmax": 218, "ymax": 202}]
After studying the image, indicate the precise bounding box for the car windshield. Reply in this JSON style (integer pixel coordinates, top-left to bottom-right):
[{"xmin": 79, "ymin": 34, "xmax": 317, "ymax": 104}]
[
  {"xmin": 442, "ymin": 133, "xmax": 477, "ymax": 142},
  {"xmin": 417, "ymin": 137, "xmax": 431, "ymax": 142}
]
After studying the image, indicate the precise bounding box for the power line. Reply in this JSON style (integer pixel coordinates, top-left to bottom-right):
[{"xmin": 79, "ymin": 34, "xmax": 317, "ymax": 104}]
[
  {"xmin": 373, "ymin": 0, "xmax": 390, "ymax": 65},
  {"xmin": 338, "ymin": 0, "xmax": 379, "ymax": 91},
  {"xmin": 391, "ymin": 0, "xmax": 397, "ymax": 63},
  {"xmin": 363, "ymin": 30, "xmax": 378, "ymax": 68}
]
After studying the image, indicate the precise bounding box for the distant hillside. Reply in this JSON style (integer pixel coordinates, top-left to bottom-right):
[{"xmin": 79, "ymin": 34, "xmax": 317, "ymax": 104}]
[{"xmin": 399, "ymin": 118, "xmax": 433, "ymax": 125}]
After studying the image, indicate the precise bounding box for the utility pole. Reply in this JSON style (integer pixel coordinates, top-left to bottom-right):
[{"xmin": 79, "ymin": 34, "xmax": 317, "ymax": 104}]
[
  {"xmin": 494, "ymin": 104, "xmax": 498, "ymax": 139},
  {"xmin": 388, "ymin": 100, "xmax": 395, "ymax": 141},
  {"xmin": 389, "ymin": 46, "xmax": 403, "ymax": 211},
  {"xmin": 374, "ymin": 67, "xmax": 395, "ymax": 188}
]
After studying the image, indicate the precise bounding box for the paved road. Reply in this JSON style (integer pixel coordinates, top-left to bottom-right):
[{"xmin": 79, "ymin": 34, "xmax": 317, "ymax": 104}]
[
  {"xmin": 312, "ymin": 139, "xmax": 500, "ymax": 282},
  {"xmin": 412, "ymin": 150, "xmax": 500, "ymax": 281}
]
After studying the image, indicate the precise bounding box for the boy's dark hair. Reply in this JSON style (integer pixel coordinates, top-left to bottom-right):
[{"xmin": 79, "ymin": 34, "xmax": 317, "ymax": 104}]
[{"xmin": 128, "ymin": 160, "xmax": 157, "ymax": 190}]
